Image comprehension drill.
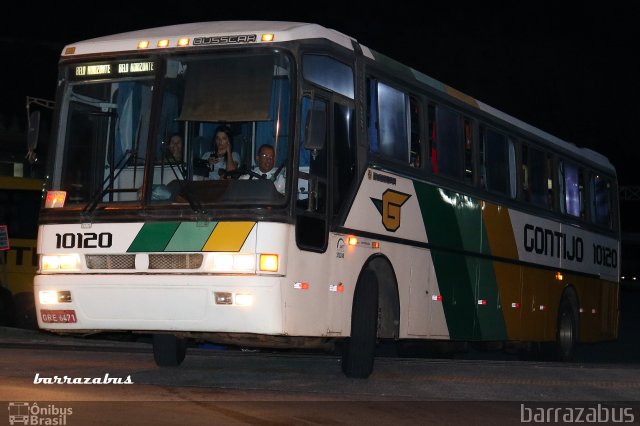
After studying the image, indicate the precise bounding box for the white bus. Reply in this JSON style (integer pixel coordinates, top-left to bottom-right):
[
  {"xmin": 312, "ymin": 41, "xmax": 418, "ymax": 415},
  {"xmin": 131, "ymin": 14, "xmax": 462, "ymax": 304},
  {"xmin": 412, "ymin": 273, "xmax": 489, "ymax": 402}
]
[{"xmin": 34, "ymin": 21, "xmax": 619, "ymax": 378}]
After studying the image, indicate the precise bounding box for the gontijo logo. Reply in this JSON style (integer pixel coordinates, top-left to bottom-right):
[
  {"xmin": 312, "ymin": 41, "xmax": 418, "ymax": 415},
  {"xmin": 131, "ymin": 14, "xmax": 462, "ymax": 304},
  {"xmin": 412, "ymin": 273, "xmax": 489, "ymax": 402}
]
[{"xmin": 370, "ymin": 189, "xmax": 412, "ymax": 232}]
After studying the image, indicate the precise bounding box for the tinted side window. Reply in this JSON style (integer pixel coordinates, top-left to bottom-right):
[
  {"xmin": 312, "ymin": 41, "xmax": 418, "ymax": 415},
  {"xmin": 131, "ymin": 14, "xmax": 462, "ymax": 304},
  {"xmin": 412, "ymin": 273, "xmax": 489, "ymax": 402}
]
[
  {"xmin": 481, "ymin": 128, "xmax": 511, "ymax": 195},
  {"xmin": 592, "ymin": 174, "xmax": 612, "ymax": 228},
  {"xmin": 559, "ymin": 160, "xmax": 585, "ymax": 218},
  {"xmin": 435, "ymin": 105, "xmax": 463, "ymax": 178},
  {"xmin": 303, "ymin": 55, "xmax": 354, "ymax": 99},
  {"xmin": 367, "ymin": 80, "xmax": 409, "ymax": 163},
  {"xmin": 522, "ymin": 145, "xmax": 549, "ymax": 208}
]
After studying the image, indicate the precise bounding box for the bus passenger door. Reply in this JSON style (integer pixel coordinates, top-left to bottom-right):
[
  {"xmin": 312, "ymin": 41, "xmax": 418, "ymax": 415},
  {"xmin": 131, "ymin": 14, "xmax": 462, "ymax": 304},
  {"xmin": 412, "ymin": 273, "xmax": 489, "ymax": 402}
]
[{"xmin": 295, "ymin": 96, "xmax": 329, "ymax": 252}]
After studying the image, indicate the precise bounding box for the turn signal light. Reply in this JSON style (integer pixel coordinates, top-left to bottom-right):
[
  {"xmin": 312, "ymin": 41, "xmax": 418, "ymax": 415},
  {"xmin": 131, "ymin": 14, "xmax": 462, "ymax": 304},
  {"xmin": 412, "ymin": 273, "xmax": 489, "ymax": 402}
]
[{"xmin": 259, "ymin": 254, "xmax": 278, "ymax": 272}]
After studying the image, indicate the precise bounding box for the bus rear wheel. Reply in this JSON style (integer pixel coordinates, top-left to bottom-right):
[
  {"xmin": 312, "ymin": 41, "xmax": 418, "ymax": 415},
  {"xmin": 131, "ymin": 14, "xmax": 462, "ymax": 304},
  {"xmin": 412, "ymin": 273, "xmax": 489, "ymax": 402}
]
[
  {"xmin": 341, "ymin": 270, "xmax": 379, "ymax": 378},
  {"xmin": 555, "ymin": 295, "xmax": 578, "ymax": 362},
  {"xmin": 152, "ymin": 334, "xmax": 187, "ymax": 367}
]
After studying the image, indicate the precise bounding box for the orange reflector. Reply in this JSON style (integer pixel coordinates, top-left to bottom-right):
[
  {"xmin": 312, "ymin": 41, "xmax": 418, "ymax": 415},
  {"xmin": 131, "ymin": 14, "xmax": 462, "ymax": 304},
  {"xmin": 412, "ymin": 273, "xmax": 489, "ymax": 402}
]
[
  {"xmin": 294, "ymin": 282, "xmax": 309, "ymax": 290},
  {"xmin": 555, "ymin": 272, "xmax": 563, "ymax": 281},
  {"xmin": 178, "ymin": 38, "xmax": 190, "ymax": 46},
  {"xmin": 259, "ymin": 254, "xmax": 278, "ymax": 272},
  {"xmin": 64, "ymin": 47, "xmax": 76, "ymax": 55},
  {"xmin": 348, "ymin": 237, "xmax": 358, "ymax": 246},
  {"xmin": 157, "ymin": 39, "xmax": 170, "ymax": 48},
  {"xmin": 45, "ymin": 191, "xmax": 66, "ymax": 208},
  {"xmin": 138, "ymin": 40, "xmax": 150, "ymax": 49},
  {"xmin": 330, "ymin": 283, "xmax": 345, "ymax": 292},
  {"xmin": 372, "ymin": 241, "xmax": 380, "ymax": 249},
  {"xmin": 261, "ymin": 33, "xmax": 275, "ymax": 42}
]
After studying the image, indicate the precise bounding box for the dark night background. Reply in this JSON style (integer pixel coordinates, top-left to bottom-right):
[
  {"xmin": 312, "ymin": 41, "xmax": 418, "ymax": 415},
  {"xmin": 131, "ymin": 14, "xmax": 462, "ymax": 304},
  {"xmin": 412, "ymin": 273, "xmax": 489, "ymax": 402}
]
[{"xmin": 2, "ymin": 3, "xmax": 639, "ymax": 235}]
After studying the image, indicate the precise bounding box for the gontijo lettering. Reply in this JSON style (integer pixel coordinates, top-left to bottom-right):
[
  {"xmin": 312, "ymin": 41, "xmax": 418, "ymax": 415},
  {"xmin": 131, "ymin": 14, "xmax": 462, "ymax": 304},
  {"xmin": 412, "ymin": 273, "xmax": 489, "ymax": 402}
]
[{"xmin": 523, "ymin": 224, "xmax": 584, "ymax": 262}]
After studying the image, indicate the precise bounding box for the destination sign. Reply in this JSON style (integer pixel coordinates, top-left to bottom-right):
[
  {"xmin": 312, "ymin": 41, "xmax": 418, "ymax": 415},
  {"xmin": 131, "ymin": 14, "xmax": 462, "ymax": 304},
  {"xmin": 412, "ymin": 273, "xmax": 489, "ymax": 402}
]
[{"xmin": 71, "ymin": 61, "xmax": 156, "ymax": 80}]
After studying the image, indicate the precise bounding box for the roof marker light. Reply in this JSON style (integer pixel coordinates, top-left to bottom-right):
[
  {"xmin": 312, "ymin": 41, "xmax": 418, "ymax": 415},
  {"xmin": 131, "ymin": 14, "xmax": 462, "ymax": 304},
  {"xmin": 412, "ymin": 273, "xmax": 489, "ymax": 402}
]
[
  {"xmin": 261, "ymin": 33, "xmax": 275, "ymax": 42},
  {"xmin": 138, "ymin": 40, "xmax": 150, "ymax": 49},
  {"xmin": 157, "ymin": 39, "xmax": 170, "ymax": 48},
  {"xmin": 178, "ymin": 38, "xmax": 190, "ymax": 46}
]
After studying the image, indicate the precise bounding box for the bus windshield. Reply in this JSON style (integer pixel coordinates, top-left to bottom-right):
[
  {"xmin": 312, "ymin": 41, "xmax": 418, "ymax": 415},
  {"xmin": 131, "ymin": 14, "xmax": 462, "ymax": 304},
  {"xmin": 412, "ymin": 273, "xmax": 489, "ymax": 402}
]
[{"xmin": 54, "ymin": 51, "xmax": 292, "ymax": 209}]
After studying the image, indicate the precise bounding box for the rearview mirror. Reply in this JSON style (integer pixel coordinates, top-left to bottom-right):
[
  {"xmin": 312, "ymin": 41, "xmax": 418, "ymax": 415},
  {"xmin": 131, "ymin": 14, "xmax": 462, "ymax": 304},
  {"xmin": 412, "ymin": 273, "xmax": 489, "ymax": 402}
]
[{"xmin": 303, "ymin": 100, "xmax": 327, "ymax": 151}]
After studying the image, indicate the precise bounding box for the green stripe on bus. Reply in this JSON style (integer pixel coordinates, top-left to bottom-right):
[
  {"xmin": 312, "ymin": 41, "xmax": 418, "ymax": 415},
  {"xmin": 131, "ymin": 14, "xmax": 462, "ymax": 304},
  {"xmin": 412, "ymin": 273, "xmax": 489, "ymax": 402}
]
[
  {"xmin": 127, "ymin": 222, "xmax": 181, "ymax": 252},
  {"xmin": 165, "ymin": 222, "xmax": 218, "ymax": 252},
  {"xmin": 414, "ymin": 182, "xmax": 478, "ymax": 340}
]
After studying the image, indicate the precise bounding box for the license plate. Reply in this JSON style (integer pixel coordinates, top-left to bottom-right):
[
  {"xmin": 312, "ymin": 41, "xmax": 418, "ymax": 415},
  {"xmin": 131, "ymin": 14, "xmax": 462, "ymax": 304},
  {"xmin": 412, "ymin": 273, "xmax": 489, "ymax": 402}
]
[{"xmin": 40, "ymin": 309, "xmax": 77, "ymax": 323}]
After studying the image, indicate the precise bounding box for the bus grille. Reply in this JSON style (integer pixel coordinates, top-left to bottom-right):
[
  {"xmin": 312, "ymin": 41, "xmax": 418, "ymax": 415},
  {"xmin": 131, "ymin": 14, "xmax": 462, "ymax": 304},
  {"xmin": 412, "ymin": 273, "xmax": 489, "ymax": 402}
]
[
  {"xmin": 85, "ymin": 254, "xmax": 136, "ymax": 269},
  {"xmin": 148, "ymin": 254, "xmax": 203, "ymax": 269}
]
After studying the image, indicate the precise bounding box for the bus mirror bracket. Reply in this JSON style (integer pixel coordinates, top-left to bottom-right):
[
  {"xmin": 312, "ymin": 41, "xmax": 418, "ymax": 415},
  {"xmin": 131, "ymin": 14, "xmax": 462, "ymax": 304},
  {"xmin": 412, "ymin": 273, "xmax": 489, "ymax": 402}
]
[{"xmin": 27, "ymin": 110, "xmax": 41, "ymax": 151}]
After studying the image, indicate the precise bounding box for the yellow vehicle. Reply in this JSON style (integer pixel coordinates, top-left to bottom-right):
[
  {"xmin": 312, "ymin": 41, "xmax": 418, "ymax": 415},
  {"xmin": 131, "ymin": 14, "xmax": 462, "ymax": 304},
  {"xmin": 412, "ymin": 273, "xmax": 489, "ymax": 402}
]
[{"xmin": 0, "ymin": 173, "xmax": 43, "ymax": 328}]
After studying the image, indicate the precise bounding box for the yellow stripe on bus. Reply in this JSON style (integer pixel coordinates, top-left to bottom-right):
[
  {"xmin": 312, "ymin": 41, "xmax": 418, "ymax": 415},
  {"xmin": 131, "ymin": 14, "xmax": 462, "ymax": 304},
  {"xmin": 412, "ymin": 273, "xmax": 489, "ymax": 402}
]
[
  {"xmin": 481, "ymin": 202, "xmax": 518, "ymax": 260},
  {"xmin": 202, "ymin": 222, "xmax": 255, "ymax": 252}
]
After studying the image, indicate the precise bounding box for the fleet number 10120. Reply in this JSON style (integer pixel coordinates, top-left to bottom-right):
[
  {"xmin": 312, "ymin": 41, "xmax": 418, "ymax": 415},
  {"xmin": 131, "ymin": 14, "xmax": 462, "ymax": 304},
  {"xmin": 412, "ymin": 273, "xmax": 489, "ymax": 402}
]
[{"xmin": 55, "ymin": 232, "xmax": 113, "ymax": 248}]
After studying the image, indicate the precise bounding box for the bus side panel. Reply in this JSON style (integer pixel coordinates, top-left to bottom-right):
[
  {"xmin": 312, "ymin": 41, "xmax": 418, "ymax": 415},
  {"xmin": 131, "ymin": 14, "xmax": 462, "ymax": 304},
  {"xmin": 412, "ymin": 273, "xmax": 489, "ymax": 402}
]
[
  {"xmin": 414, "ymin": 182, "xmax": 479, "ymax": 340},
  {"xmin": 572, "ymin": 275, "xmax": 618, "ymax": 342}
]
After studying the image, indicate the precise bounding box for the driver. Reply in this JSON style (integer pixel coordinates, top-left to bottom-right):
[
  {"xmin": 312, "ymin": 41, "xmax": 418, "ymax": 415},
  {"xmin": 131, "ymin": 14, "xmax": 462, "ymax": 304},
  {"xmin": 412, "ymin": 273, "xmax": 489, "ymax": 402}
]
[{"xmin": 239, "ymin": 144, "xmax": 285, "ymax": 194}]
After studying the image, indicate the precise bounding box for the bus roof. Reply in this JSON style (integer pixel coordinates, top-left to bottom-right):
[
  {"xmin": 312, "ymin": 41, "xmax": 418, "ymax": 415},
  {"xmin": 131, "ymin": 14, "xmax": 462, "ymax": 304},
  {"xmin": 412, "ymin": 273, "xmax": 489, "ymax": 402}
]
[
  {"xmin": 61, "ymin": 21, "xmax": 357, "ymax": 57},
  {"xmin": 62, "ymin": 21, "xmax": 615, "ymax": 174}
]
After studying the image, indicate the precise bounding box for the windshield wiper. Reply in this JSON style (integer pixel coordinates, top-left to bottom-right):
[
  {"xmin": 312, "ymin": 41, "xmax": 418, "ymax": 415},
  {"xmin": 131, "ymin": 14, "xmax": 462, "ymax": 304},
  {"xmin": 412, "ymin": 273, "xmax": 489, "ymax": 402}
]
[{"xmin": 83, "ymin": 149, "xmax": 137, "ymax": 214}]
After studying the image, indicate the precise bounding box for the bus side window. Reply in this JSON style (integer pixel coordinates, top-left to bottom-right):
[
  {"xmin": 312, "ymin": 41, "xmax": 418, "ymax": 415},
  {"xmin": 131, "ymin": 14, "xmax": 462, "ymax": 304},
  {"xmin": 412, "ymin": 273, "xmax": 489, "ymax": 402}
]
[
  {"xmin": 560, "ymin": 160, "xmax": 585, "ymax": 218},
  {"xmin": 409, "ymin": 96, "xmax": 422, "ymax": 168},
  {"xmin": 546, "ymin": 154, "xmax": 554, "ymax": 209},
  {"xmin": 463, "ymin": 119, "xmax": 473, "ymax": 183},
  {"xmin": 368, "ymin": 79, "xmax": 409, "ymax": 163},
  {"xmin": 428, "ymin": 104, "xmax": 437, "ymax": 173},
  {"xmin": 591, "ymin": 174, "xmax": 612, "ymax": 228},
  {"xmin": 481, "ymin": 127, "xmax": 512, "ymax": 196},
  {"xmin": 521, "ymin": 144, "xmax": 549, "ymax": 208},
  {"xmin": 433, "ymin": 104, "xmax": 463, "ymax": 179}
]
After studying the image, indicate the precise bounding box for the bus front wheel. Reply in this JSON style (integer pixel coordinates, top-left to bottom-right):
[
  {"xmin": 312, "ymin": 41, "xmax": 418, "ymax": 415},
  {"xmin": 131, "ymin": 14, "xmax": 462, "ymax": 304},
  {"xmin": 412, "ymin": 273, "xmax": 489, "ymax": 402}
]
[
  {"xmin": 152, "ymin": 334, "xmax": 187, "ymax": 367},
  {"xmin": 341, "ymin": 270, "xmax": 379, "ymax": 378}
]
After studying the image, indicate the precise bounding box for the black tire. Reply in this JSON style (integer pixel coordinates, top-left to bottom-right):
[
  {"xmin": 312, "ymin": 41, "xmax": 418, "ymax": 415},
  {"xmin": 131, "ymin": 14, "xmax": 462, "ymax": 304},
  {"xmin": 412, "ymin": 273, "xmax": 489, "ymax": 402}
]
[
  {"xmin": 555, "ymin": 293, "xmax": 579, "ymax": 362},
  {"xmin": 341, "ymin": 270, "xmax": 379, "ymax": 378},
  {"xmin": 14, "ymin": 292, "xmax": 37, "ymax": 329},
  {"xmin": 152, "ymin": 334, "xmax": 187, "ymax": 367}
]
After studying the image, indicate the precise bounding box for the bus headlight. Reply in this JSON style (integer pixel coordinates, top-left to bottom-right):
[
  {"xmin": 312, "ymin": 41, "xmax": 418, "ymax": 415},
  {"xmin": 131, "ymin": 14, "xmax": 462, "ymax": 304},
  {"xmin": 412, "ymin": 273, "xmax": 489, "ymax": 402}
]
[
  {"xmin": 234, "ymin": 294, "xmax": 253, "ymax": 306},
  {"xmin": 39, "ymin": 290, "xmax": 72, "ymax": 304},
  {"xmin": 210, "ymin": 253, "xmax": 256, "ymax": 273},
  {"xmin": 41, "ymin": 254, "xmax": 81, "ymax": 271}
]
